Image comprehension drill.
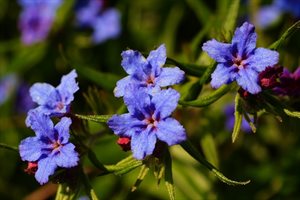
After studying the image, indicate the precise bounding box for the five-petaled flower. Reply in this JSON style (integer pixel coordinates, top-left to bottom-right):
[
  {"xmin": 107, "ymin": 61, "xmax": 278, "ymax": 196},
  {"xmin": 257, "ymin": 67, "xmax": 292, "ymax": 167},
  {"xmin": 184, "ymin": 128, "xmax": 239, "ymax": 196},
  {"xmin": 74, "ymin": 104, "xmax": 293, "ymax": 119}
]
[
  {"xmin": 114, "ymin": 44, "xmax": 185, "ymax": 97},
  {"xmin": 202, "ymin": 22, "xmax": 279, "ymax": 94},
  {"xmin": 19, "ymin": 110, "xmax": 79, "ymax": 184},
  {"xmin": 108, "ymin": 86, "xmax": 186, "ymax": 160},
  {"xmin": 29, "ymin": 70, "xmax": 79, "ymax": 116}
]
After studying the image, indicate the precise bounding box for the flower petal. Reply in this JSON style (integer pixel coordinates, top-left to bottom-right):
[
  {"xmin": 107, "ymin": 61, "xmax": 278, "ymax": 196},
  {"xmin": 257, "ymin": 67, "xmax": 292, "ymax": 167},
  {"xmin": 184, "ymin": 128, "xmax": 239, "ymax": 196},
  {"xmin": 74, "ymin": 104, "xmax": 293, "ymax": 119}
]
[
  {"xmin": 57, "ymin": 70, "xmax": 79, "ymax": 105},
  {"xmin": 232, "ymin": 22, "xmax": 257, "ymax": 56},
  {"xmin": 152, "ymin": 88, "xmax": 179, "ymax": 119},
  {"xmin": 29, "ymin": 83, "xmax": 55, "ymax": 105},
  {"xmin": 145, "ymin": 44, "xmax": 166, "ymax": 76},
  {"xmin": 107, "ymin": 114, "xmax": 144, "ymax": 137},
  {"xmin": 247, "ymin": 48, "xmax": 279, "ymax": 72},
  {"xmin": 156, "ymin": 67, "xmax": 185, "ymax": 87},
  {"xmin": 236, "ymin": 68, "xmax": 261, "ymax": 94},
  {"xmin": 19, "ymin": 137, "xmax": 43, "ymax": 162},
  {"xmin": 25, "ymin": 109, "xmax": 54, "ymax": 137},
  {"xmin": 156, "ymin": 118, "xmax": 186, "ymax": 146},
  {"xmin": 202, "ymin": 39, "xmax": 232, "ymax": 63},
  {"xmin": 121, "ymin": 49, "xmax": 147, "ymax": 75},
  {"xmin": 55, "ymin": 143, "xmax": 79, "ymax": 168},
  {"xmin": 131, "ymin": 128, "xmax": 157, "ymax": 160},
  {"xmin": 211, "ymin": 64, "xmax": 234, "ymax": 88},
  {"xmin": 35, "ymin": 157, "xmax": 57, "ymax": 185},
  {"xmin": 114, "ymin": 76, "xmax": 132, "ymax": 97},
  {"xmin": 54, "ymin": 117, "xmax": 72, "ymax": 144}
]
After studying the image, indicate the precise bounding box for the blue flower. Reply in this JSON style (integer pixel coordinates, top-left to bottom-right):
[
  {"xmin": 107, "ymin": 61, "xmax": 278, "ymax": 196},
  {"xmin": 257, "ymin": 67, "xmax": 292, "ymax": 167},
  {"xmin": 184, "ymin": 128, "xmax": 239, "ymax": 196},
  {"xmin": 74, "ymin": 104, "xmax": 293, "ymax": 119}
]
[
  {"xmin": 202, "ymin": 22, "xmax": 279, "ymax": 94},
  {"xmin": 75, "ymin": 0, "xmax": 103, "ymax": 26},
  {"xmin": 108, "ymin": 87, "xmax": 186, "ymax": 160},
  {"xmin": 18, "ymin": 0, "xmax": 62, "ymax": 45},
  {"xmin": 274, "ymin": 0, "xmax": 300, "ymax": 18},
  {"xmin": 224, "ymin": 104, "xmax": 252, "ymax": 133},
  {"xmin": 91, "ymin": 9, "xmax": 121, "ymax": 44},
  {"xmin": 256, "ymin": 5, "xmax": 281, "ymax": 28},
  {"xmin": 19, "ymin": 110, "xmax": 79, "ymax": 184},
  {"xmin": 29, "ymin": 70, "xmax": 79, "ymax": 116},
  {"xmin": 114, "ymin": 44, "xmax": 185, "ymax": 97}
]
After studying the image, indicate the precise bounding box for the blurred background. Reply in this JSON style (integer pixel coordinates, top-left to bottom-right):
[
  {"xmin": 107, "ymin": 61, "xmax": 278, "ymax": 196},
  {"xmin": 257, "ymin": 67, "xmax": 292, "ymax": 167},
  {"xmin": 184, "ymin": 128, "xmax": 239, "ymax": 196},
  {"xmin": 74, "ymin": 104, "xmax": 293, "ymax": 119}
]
[{"xmin": 0, "ymin": 0, "xmax": 300, "ymax": 199}]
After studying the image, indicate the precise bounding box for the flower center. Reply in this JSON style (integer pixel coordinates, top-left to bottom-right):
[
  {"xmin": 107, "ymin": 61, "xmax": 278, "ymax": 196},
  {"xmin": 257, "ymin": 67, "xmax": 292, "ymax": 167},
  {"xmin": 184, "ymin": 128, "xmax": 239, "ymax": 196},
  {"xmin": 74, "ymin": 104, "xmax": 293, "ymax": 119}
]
[
  {"xmin": 146, "ymin": 75, "xmax": 155, "ymax": 85},
  {"xmin": 52, "ymin": 141, "xmax": 62, "ymax": 150},
  {"xmin": 145, "ymin": 115, "xmax": 158, "ymax": 128},
  {"xmin": 233, "ymin": 56, "xmax": 246, "ymax": 69},
  {"xmin": 56, "ymin": 102, "xmax": 64, "ymax": 110}
]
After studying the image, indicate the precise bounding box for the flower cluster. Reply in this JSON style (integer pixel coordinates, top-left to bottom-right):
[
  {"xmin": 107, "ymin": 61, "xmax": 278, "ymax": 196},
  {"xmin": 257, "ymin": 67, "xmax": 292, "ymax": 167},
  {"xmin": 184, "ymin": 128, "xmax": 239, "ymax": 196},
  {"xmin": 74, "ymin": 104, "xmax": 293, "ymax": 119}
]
[
  {"xmin": 75, "ymin": 0, "xmax": 121, "ymax": 43},
  {"xmin": 108, "ymin": 44, "xmax": 187, "ymax": 160},
  {"xmin": 18, "ymin": 0, "xmax": 62, "ymax": 45},
  {"xmin": 202, "ymin": 22, "xmax": 279, "ymax": 94},
  {"xmin": 19, "ymin": 70, "xmax": 79, "ymax": 184}
]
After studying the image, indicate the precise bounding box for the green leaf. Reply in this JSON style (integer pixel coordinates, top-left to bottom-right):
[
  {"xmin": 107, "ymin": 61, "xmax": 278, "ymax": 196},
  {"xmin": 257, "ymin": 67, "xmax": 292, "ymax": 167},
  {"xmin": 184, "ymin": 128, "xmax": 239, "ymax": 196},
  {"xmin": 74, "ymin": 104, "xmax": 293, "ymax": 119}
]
[
  {"xmin": 74, "ymin": 114, "xmax": 112, "ymax": 123},
  {"xmin": 181, "ymin": 140, "xmax": 250, "ymax": 185},
  {"xmin": 180, "ymin": 80, "xmax": 202, "ymax": 101},
  {"xmin": 105, "ymin": 155, "xmax": 143, "ymax": 176},
  {"xmin": 269, "ymin": 20, "xmax": 300, "ymax": 50},
  {"xmin": 0, "ymin": 143, "xmax": 18, "ymax": 152},
  {"xmin": 232, "ymin": 93, "xmax": 243, "ymax": 143},
  {"xmin": 164, "ymin": 149, "xmax": 175, "ymax": 200},
  {"xmin": 90, "ymin": 189, "xmax": 100, "ymax": 200},
  {"xmin": 55, "ymin": 184, "xmax": 79, "ymax": 200},
  {"xmin": 284, "ymin": 109, "xmax": 300, "ymax": 119},
  {"xmin": 166, "ymin": 58, "xmax": 206, "ymax": 77},
  {"xmin": 131, "ymin": 164, "xmax": 150, "ymax": 192},
  {"xmin": 179, "ymin": 84, "xmax": 234, "ymax": 107},
  {"xmin": 73, "ymin": 65, "xmax": 121, "ymax": 91},
  {"xmin": 201, "ymin": 134, "xmax": 219, "ymax": 167},
  {"xmin": 223, "ymin": 0, "xmax": 240, "ymax": 40},
  {"xmin": 87, "ymin": 149, "xmax": 109, "ymax": 173}
]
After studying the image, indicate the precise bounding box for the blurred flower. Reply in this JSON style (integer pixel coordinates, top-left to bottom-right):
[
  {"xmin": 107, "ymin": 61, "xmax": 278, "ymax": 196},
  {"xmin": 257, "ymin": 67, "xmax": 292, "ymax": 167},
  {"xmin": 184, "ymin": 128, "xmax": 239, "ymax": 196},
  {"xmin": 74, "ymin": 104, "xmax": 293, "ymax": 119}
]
[
  {"xmin": 202, "ymin": 22, "xmax": 279, "ymax": 94},
  {"xmin": 274, "ymin": 67, "xmax": 300, "ymax": 97},
  {"xmin": 108, "ymin": 87, "xmax": 186, "ymax": 160},
  {"xmin": 29, "ymin": 70, "xmax": 79, "ymax": 116},
  {"xmin": 114, "ymin": 44, "xmax": 184, "ymax": 97},
  {"xmin": 15, "ymin": 83, "xmax": 36, "ymax": 113},
  {"xmin": 0, "ymin": 74, "xmax": 18, "ymax": 106},
  {"xmin": 256, "ymin": 0, "xmax": 300, "ymax": 28},
  {"xmin": 75, "ymin": 0, "xmax": 121, "ymax": 44},
  {"xmin": 18, "ymin": 0, "xmax": 62, "ymax": 45},
  {"xmin": 19, "ymin": 110, "xmax": 79, "ymax": 184},
  {"xmin": 224, "ymin": 104, "xmax": 252, "ymax": 133}
]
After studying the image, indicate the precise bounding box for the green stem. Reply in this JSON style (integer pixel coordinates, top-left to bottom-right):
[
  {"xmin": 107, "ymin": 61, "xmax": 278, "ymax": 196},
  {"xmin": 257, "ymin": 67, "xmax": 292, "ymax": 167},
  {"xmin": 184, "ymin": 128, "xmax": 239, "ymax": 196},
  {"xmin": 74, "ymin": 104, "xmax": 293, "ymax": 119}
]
[{"xmin": 0, "ymin": 143, "xmax": 18, "ymax": 152}]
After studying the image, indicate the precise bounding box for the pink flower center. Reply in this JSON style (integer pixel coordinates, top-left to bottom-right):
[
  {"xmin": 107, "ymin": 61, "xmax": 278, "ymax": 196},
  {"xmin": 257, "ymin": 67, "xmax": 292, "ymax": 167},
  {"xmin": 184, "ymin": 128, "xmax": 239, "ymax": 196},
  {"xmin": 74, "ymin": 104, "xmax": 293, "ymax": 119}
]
[
  {"xmin": 56, "ymin": 102, "xmax": 64, "ymax": 110},
  {"xmin": 146, "ymin": 75, "xmax": 155, "ymax": 85},
  {"xmin": 233, "ymin": 56, "xmax": 246, "ymax": 69},
  {"xmin": 145, "ymin": 115, "xmax": 158, "ymax": 128},
  {"xmin": 52, "ymin": 141, "xmax": 62, "ymax": 150}
]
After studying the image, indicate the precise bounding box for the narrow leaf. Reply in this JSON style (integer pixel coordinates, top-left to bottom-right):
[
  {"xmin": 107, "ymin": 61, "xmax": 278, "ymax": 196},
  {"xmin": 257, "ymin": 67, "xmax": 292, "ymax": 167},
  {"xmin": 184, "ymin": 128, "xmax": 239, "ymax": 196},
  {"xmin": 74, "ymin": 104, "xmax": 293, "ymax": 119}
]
[
  {"xmin": 232, "ymin": 93, "xmax": 243, "ymax": 143},
  {"xmin": 201, "ymin": 134, "xmax": 219, "ymax": 167},
  {"xmin": 87, "ymin": 149, "xmax": 109, "ymax": 173},
  {"xmin": 73, "ymin": 65, "xmax": 121, "ymax": 91},
  {"xmin": 179, "ymin": 84, "xmax": 233, "ymax": 107},
  {"xmin": 90, "ymin": 189, "xmax": 100, "ymax": 200},
  {"xmin": 269, "ymin": 20, "xmax": 300, "ymax": 50},
  {"xmin": 131, "ymin": 165, "xmax": 150, "ymax": 192},
  {"xmin": 105, "ymin": 155, "xmax": 143, "ymax": 176},
  {"xmin": 166, "ymin": 57, "xmax": 206, "ymax": 77},
  {"xmin": 0, "ymin": 143, "xmax": 18, "ymax": 152},
  {"xmin": 284, "ymin": 109, "xmax": 300, "ymax": 119},
  {"xmin": 181, "ymin": 140, "xmax": 250, "ymax": 185},
  {"xmin": 223, "ymin": 0, "xmax": 240, "ymax": 40},
  {"xmin": 74, "ymin": 114, "xmax": 112, "ymax": 123},
  {"xmin": 164, "ymin": 149, "xmax": 175, "ymax": 200}
]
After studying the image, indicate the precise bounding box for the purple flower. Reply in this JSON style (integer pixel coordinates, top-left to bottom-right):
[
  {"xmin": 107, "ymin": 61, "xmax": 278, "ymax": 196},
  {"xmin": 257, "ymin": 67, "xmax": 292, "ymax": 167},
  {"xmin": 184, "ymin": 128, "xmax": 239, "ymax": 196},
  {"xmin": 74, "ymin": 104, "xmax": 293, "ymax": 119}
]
[
  {"xmin": 19, "ymin": 110, "xmax": 79, "ymax": 184},
  {"xmin": 18, "ymin": 0, "xmax": 62, "ymax": 45},
  {"xmin": 108, "ymin": 87, "xmax": 186, "ymax": 160},
  {"xmin": 274, "ymin": 67, "xmax": 300, "ymax": 97},
  {"xmin": 202, "ymin": 22, "xmax": 279, "ymax": 94},
  {"xmin": 91, "ymin": 9, "xmax": 121, "ymax": 43},
  {"xmin": 29, "ymin": 70, "xmax": 79, "ymax": 116},
  {"xmin": 258, "ymin": 65, "xmax": 283, "ymax": 89},
  {"xmin": 256, "ymin": 5, "xmax": 281, "ymax": 28},
  {"xmin": 224, "ymin": 104, "xmax": 252, "ymax": 133},
  {"xmin": 0, "ymin": 74, "xmax": 18, "ymax": 106},
  {"xmin": 75, "ymin": 0, "xmax": 121, "ymax": 44},
  {"xmin": 114, "ymin": 44, "xmax": 185, "ymax": 97},
  {"xmin": 274, "ymin": 0, "xmax": 300, "ymax": 18}
]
